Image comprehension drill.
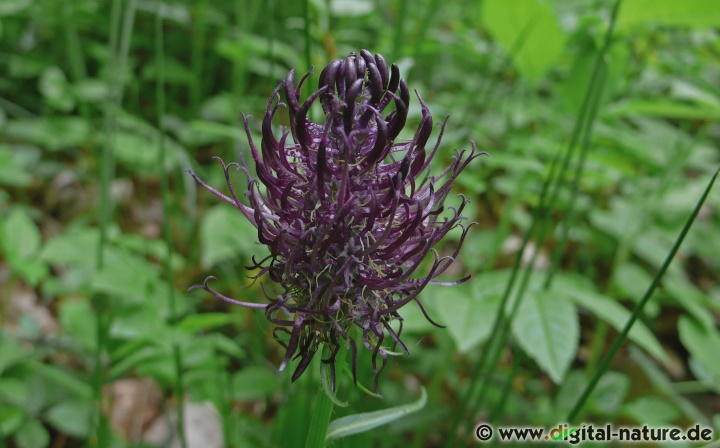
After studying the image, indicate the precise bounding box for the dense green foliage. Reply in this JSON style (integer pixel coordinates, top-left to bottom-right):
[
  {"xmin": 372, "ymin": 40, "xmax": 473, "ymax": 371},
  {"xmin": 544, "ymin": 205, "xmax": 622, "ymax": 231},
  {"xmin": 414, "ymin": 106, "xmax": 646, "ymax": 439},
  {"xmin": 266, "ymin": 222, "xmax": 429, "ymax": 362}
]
[{"xmin": 1, "ymin": 0, "xmax": 719, "ymax": 447}]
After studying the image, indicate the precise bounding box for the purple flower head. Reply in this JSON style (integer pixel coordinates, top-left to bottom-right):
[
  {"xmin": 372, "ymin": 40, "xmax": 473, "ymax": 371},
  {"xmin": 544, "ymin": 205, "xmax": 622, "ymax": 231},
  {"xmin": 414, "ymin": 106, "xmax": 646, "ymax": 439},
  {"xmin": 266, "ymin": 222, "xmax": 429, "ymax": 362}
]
[{"xmin": 188, "ymin": 50, "xmax": 484, "ymax": 394}]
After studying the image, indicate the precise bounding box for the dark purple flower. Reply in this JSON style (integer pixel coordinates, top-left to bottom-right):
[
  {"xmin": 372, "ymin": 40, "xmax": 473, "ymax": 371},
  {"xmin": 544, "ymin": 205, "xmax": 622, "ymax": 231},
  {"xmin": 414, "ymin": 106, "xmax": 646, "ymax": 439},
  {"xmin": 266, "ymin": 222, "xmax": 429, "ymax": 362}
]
[{"xmin": 188, "ymin": 50, "xmax": 484, "ymax": 394}]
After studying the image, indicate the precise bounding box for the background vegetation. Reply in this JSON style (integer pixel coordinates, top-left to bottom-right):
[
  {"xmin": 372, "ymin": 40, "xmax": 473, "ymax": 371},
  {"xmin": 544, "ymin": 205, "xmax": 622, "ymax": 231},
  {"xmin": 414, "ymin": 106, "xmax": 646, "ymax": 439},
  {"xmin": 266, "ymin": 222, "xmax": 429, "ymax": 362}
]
[{"xmin": 0, "ymin": 0, "xmax": 719, "ymax": 447}]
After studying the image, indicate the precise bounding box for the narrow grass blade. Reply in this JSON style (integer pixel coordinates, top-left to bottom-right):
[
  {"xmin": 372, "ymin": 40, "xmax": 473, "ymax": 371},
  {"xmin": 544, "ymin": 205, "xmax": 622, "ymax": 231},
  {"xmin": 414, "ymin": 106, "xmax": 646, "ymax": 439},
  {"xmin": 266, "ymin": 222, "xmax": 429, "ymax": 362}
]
[
  {"xmin": 93, "ymin": 0, "xmax": 136, "ymax": 445},
  {"xmin": 566, "ymin": 167, "xmax": 719, "ymax": 422},
  {"xmin": 156, "ymin": 6, "xmax": 187, "ymax": 448},
  {"xmin": 326, "ymin": 387, "xmax": 427, "ymax": 440}
]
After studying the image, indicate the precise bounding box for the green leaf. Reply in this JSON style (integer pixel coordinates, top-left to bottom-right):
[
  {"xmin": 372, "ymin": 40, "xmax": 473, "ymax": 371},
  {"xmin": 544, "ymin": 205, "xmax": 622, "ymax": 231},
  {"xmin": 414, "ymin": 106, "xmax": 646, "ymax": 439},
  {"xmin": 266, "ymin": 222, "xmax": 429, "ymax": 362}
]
[
  {"xmin": 4, "ymin": 118, "xmax": 91, "ymax": 152},
  {"xmin": 40, "ymin": 227, "xmax": 99, "ymax": 267},
  {"xmin": 678, "ymin": 316, "xmax": 720, "ymax": 386},
  {"xmin": 431, "ymin": 283, "xmax": 501, "ymax": 353},
  {"xmin": 0, "ymin": 406, "xmax": 25, "ymax": 437},
  {"xmin": 28, "ymin": 361, "xmax": 92, "ymax": 401},
  {"xmin": 89, "ymin": 248, "xmax": 160, "ymax": 300},
  {"xmin": 512, "ymin": 290, "xmax": 578, "ymax": 383},
  {"xmin": 0, "ymin": 145, "xmax": 33, "ymax": 187},
  {"xmin": 326, "ymin": 387, "xmax": 427, "ymax": 440},
  {"xmin": 177, "ymin": 313, "xmax": 239, "ymax": 332},
  {"xmin": 0, "ymin": 378, "xmax": 29, "ymax": 409},
  {"xmin": 330, "ymin": 0, "xmax": 374, "ymax": 16},
  {"xmin": 110, "ymin": 344, "xmax": 159, "ymax": 379},
  {"xmin": 482, "ymin": 0, "xmax": 565, "ymax": 84},
  {"xmin": 618, "ymin": 0, "xmax": 720, "ymax": 30},
  {"xmin": 232, "ymin": 367, "xmax": 282, "ymax": 401},
  {"xmin": 1, "ymin": 208, "xmax": 41, "ymax": 259},
  {"xmin": 589, "ymin": 372, "xmax": 630, "ymax": 416},
  {"xmin": 200, "ymin": 205, "xmax": 267, "ymax": 268},
  {"xmin": 45, "ymin": 400, "xmax": 91, "ymax": 437},
  {"xmin": 605, "ymin": 100, "xmax": 720, "ymax": 120},
  {"xmin": 0, "ymin": 0, "xmax": 31, "ymax": 16},
  {"xmin": 0, "ymin": 334, "xmax": 31, "ymax": 373},
  {"xmin": 612, "ymin": 263, "xmax": 659, "ymax": 317},
  {"xmin": 59, "ymin": 299, "xmax": 97, "ymax": 351},
  {"xmin": 0, "ymin": 208, "xmax": 48, "ymax": 285},
  {"xmin": 15, "ymin": 418, "xmax": 49, "ymax": 448},
  {"xmin": 562, "ymin": 287, "xmax": 667, "ymax": 362},
  {"xmin": 622, "ymin": 396, "xmax": 680, "ymax": 425},
  {"xmin": 39, "ymin": 67, "xmax": 75, "ymax": 112}
]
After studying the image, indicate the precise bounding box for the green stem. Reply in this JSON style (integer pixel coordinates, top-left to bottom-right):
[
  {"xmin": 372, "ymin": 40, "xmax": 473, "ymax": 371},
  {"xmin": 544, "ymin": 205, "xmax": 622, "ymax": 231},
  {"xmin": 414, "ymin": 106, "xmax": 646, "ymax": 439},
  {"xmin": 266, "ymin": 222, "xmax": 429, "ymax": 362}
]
[
  {"xmin": 585, "ymin": 320, "xmax": 609, "ymax": 376},
  {"xmin": 303, "ymin": 0, "xmax": 312, "ymax": 72},
  {"xmin": 62, "ymin": 1, "xmax": 90, "ymax": 119},
  {"xmin": 393, "ymin": 0, "xmax": 408, "ymax": 57},
  {"xmin": 566, "ymin": 167, "xmax": 719, "ymax": 422},
  {"xmin": 156, "ymin": 7, "xmax": 187, "ymax": 448},
  {"xmin": 305, "ymin": 380, "xmax": 335, "ymax": 448},
  {"xmin": 190, "ymin": 0, "xmax": 208, "ymax": 114}
]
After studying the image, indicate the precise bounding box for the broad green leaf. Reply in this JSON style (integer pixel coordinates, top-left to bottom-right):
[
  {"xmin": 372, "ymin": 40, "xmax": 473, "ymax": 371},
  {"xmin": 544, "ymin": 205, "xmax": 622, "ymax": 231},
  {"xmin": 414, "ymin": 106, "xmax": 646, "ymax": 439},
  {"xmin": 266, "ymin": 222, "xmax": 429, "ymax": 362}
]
[
  {"xmin": 40, "ymin": 227, "xmax": 99, "ymax": 267},
  {"xmin": 72, "ymin": 79, "xmax": 109, "ymax": 103},
  {"xmin": 326, "ymin": 387, "xmax": 427, "ymax": 440},
  {"xmin": 114, "ymin": 131, "xmax": 179, "ymax": 170},
  {"xmin": 0, "ymin": 146, "xmax": 33, "ymax": 187},
  {"xmin": 622, "ymin": 396, "xmax": 680, "ymax": 425},
  {"xmin": 28, "ymin": 361, "xmax": 92, "ymax": 400},
  {"xmin": 0, "ymin": 334, "xmax": 30, "ymax": 373},
  {"xmin": 618, "ymin": 0, "xmax": 720, "ymax": 30},
  {"xmin": 177, "ymin": 313, "xmax": 239, "ymax": 332},
  {"xmin": 4, "ymin": 118, "xmax": 91, "ymax": 152},
  {"xmin": 15, "ymin": 418, "xmax": 49, "ymax": 448},
  {"xmin": 90, "ymin": 248, "xmax": 160, "ymax": 300},
  {"xmin": 613, "ymin": 263, "xmax": 655, "ymax": 305},
  {"xmin": 190, "ymin": 120, "xmax": 246, "ymax": 141},
  {"xmin": 664, "ymin": 277, "xmax": 715, "ymax": 330},
  {"xmin": 1, "ymin": 208, "xmax": 48, "ymax": 285},
  {"xmin": 0, "ymin": 378, "xmax": 29, "ymax": 409},
  {"xmin": 630, "ymin": 347, "xmax": 710, "ymax": 426},
  {"xmin": 431, "ymin": 283, "xmax": 501, "ymax": 353},
  {"xmin": 210, "ymin": 334, "xmax": 246, "ymax": 359},
  {"xmin": 109, "ymin": 345, "xmax": 167, "ymax": 380},
  {"xmin": 512, "ymin": 290, "xmax": 578, "ymax": 383},
  {"xmin": 605, "ymin": 100, "xmax": 720, "ymax": 121},
  {"xmin": 200, "ymin": 205, "xmax": 267, "ymax": 268},
  {"xmin": 1, "ymin": 208, "xmax": 41, "ymax": 259},
  {"xmin": 330, "ymin": 0, "xmax": 374, "ymax": 16},
  {"xmin": 482, "ymin": 0, "xmax": 565, "ymax": 84},
  {"xmin": 45, "ymin": 400, "xmax": 90, "ymax": 437},
  {"xmin": 0, "ymin": 0, "xmax": 31, "ymax": 16},
  {"xmin": 0, "ymin": 406, "xmax": 25, "ymax": 437},
  {"xmin": 39, "ymin": 67, "xmax": 74, "ymax": 112},
  {"xmin": 59, "ymin": 299, "xmax": 97, "ymax": 351},
  {"xmin": 589, "ymin": 372, "xmax": 630, "ymax": 416},
  {"xmin": 232, "ymin": 367, "xmax": 282, "ymax": 401},
  {"xmin": 563, "ymin": 287, "xmax": 667, "ymax": 361},
  {"xmin": 678, "ymin": 316, "xmax": 720, "ymax": 386}
]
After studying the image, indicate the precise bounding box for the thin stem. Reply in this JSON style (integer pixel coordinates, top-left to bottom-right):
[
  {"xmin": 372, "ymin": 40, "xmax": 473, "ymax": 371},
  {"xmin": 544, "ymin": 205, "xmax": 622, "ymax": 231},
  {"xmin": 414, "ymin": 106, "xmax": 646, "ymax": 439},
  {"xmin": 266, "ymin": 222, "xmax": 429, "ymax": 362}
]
[
  {"xmin": 156, "ymin": 7, "xmax": 187, "ymax": 448},
  {"xmin": 92, "ymin": 0, "xmax": 124, "ymax": 444},
  {"xmin": 62, "ymin": 1, "xmax": 90, "ymax": 119},
  {"xmin": 305, "ymin": 353, "xmax": 335, "ymax": 448},
  {"xmin": 393, "ymin": 0, "xmax": 408, "ymax": 57},
  {"xmin": 303, "ymin": 0, "xmax": 312, "ymax": 72},
  {"xmin": 567, "ymin": 167, "xmax": 719, "ymax": 422},
  {"xmin": 190, "ymin": 0, "xmax": 208, "ymax": 114}
]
